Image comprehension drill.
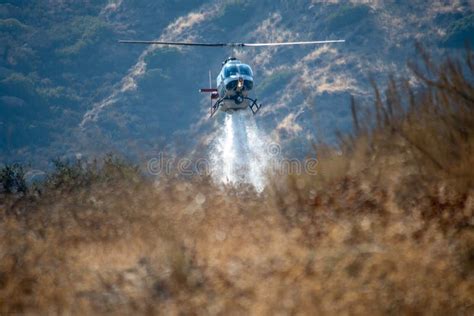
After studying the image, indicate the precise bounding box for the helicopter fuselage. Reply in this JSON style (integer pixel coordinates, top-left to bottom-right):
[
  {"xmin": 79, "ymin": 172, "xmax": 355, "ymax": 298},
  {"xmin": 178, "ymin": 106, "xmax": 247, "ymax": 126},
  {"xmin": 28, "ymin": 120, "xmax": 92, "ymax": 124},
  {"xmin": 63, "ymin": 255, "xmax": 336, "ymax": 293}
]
[{"xmin": 216, "ymin": 57, "xmax": 254, "ymax": 112}]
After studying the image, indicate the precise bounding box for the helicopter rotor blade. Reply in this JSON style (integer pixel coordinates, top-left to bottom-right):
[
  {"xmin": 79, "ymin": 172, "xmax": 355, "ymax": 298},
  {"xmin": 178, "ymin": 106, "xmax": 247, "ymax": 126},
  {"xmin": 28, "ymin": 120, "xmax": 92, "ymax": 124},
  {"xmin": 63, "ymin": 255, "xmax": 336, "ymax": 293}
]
[
  {"xmin": 118, "ymin": 40, "xmax": 227, "ymax": 46},
  {"xmin": 118, "ymin": 40, "xmax": 345, "ymax": 47},
  {"xmin": 241, "ymin": 40, "xmax": 345, "ymax": 46}
]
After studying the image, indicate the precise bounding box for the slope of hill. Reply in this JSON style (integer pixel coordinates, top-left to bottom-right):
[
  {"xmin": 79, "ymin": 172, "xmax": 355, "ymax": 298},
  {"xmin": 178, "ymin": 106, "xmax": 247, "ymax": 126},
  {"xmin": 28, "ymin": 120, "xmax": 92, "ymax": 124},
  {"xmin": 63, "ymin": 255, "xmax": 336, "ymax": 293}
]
[{"xmin": 1, "ymin": 1, "xmax": 473, "ymax": 166}]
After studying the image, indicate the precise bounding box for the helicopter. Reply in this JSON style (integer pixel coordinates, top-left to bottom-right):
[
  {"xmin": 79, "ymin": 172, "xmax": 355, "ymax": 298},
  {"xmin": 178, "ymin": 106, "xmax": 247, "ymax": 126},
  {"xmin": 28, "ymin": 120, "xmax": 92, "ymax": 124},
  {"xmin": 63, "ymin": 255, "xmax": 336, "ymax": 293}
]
[{"xmin": 119, "ymin": 39, "xmax": 345, "ymax": 117}]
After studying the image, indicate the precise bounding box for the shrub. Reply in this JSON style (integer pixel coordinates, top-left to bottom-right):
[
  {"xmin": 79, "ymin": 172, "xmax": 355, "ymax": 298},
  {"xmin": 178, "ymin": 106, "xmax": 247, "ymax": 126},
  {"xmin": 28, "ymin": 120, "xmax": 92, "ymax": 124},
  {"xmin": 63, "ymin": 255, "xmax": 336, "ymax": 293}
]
[
  {"xmin": 326, "ymin": 4, "xmax": 372, "ymax": 30},
  {"xmin": 312, "ymin": 46, "xmax": 474, "ymax": 229},
  {"xmin": 44, "ymin": 154, "xmax": 141, "ymax": 191},
  {"xmin": 0, "ymin": 163, "xmax": 27, "ymax": 194}
]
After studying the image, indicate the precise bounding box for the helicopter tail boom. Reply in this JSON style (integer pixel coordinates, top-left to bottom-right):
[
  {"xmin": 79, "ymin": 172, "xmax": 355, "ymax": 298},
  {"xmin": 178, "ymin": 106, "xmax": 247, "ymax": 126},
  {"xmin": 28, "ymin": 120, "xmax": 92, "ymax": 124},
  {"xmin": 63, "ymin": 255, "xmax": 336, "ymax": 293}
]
[{"xmin": 199, "ymin": 88, "xmax": 218, "ymax": 93}]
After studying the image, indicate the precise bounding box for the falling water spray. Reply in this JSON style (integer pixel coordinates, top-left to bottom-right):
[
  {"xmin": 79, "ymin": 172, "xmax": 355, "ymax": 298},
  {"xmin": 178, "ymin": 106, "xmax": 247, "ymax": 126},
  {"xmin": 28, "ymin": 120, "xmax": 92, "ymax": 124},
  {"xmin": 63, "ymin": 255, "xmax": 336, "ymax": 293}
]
[{"xmin": 210, "ymin": 111, "xmax": 278, "ymax": 192}]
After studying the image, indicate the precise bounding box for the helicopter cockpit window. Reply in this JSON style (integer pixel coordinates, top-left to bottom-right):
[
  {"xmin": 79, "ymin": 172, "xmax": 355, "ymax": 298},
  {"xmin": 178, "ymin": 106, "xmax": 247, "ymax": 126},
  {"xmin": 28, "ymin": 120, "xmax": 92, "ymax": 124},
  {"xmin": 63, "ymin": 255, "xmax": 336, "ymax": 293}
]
[
  {"xmin": 239, "ymin": 65, "xmax": 253, "ymax": 76},
  {"xmin": 224, "ymin": 65, "xmax": 239, "ymax": 77}
]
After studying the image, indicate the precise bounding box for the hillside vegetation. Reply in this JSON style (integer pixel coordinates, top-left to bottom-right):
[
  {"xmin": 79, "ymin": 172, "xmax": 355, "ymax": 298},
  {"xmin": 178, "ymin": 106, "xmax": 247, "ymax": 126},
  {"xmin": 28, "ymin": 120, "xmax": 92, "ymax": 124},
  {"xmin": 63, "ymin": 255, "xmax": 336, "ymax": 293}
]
[{"xmin": 1, "ymin": 52, "xmax": 473, "ymax": 314}]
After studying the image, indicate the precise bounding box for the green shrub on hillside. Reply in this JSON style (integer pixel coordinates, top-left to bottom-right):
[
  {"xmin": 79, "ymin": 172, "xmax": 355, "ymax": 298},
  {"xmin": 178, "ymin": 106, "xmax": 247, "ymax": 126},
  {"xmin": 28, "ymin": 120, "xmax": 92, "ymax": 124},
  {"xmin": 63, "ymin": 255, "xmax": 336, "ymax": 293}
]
[
  {"xmin": 215, "ymin": 0, "xmax": 254, "ymax": 29},
  {"xmin": 326, "ymin": 4, "xmax": 371, "ymax": 30},
  {"xmin": 1, "ymin": 73, "xmax": 39, "ymax": 102},
  {"xmin": 0, "ymin": 18, "xmax": 30, "ymax": 33},
  {"xmin": 54, "ymin": 16, "xmax": 110, "ymax": 56}
]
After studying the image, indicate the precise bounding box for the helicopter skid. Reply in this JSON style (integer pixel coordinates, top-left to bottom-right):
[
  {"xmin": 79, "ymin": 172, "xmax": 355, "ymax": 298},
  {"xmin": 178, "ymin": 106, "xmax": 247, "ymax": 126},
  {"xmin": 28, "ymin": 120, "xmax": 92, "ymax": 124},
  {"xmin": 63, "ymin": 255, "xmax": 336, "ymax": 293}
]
[
  {"xmin": 221, "ymin": 99, "xmax": 249, "ymax": 112},
  {"xmin": 210, "ymin": 97, "xmax": 262, "ymax": 117}
]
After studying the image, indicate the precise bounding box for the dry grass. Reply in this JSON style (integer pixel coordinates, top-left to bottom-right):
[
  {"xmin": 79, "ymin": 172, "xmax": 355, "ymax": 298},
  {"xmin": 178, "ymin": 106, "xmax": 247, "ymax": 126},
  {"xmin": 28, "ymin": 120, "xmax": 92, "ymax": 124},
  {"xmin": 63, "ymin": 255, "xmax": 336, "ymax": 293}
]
[{"xmin": 1, "ymin": 51, "xmax": 473, "ymax": 315}]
